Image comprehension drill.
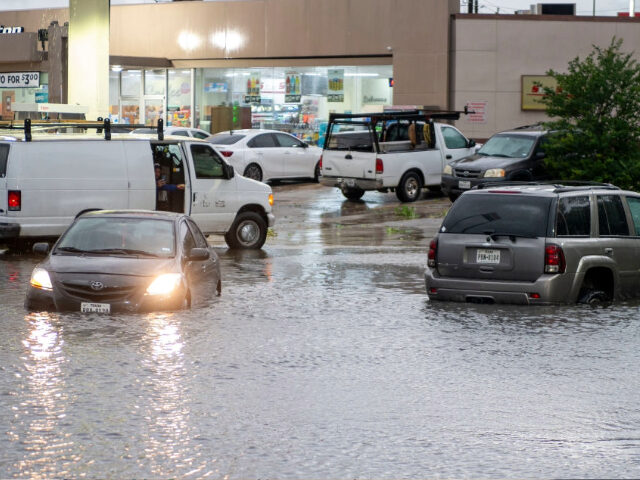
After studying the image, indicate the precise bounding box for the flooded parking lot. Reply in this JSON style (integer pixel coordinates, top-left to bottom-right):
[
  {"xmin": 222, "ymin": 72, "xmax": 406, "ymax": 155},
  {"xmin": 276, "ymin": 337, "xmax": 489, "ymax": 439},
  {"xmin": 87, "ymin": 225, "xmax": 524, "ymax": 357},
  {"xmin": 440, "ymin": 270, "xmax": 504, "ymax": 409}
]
[{"xmin": 1, "ymin": 184, "xmax": 640, "ymax": 478}]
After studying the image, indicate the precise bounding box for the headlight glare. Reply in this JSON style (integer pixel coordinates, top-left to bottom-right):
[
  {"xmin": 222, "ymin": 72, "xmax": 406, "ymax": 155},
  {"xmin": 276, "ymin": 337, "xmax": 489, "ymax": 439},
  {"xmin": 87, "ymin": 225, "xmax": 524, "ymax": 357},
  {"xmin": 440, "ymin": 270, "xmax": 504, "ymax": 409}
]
[
  {"xmin": 30, "ymin": 267, "xmax": 52, "ymax": 291},
  {"xmin": 484, "ymin": 168, "xmax": 506, "ymax": 178},
  {"xmin": 146, "ymin": 273, "xmax": 183, "ymax": 296},
  {"xmin": 443, "ymin": 165, "xmax": 452, "ymax": 175}
]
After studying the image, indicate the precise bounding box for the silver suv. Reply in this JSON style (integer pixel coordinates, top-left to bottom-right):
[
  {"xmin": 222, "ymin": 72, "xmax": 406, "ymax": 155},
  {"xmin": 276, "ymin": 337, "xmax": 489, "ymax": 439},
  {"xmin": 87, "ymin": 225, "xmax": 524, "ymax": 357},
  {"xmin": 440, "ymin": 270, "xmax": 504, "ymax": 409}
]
[{"xmin": 425, "ymin": 183, "xmax": 640, "ymax": 305}]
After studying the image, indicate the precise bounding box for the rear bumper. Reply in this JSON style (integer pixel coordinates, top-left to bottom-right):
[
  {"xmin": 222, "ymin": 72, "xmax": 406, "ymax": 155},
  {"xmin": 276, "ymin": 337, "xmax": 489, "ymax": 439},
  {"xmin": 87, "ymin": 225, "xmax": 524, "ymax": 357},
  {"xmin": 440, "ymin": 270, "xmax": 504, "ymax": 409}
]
[
  {"xmin": 320, "ymin": 175, "xmax": 382, "ymax": 191},
  {"xmin": 424, "ymin": 267, "xmax": 577, "ymax": 305},
  {"xmin": 0, "ymin": 222, "xmax": 20, "ymax": 241}
]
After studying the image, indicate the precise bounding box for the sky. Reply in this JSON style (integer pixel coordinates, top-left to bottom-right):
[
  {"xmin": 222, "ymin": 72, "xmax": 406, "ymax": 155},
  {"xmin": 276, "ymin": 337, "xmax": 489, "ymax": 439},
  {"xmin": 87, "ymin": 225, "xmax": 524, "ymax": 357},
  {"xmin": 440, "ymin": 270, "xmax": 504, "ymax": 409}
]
[{"xmin": 0, "ymin": 0, "xmax": 635, "ymax": 16}]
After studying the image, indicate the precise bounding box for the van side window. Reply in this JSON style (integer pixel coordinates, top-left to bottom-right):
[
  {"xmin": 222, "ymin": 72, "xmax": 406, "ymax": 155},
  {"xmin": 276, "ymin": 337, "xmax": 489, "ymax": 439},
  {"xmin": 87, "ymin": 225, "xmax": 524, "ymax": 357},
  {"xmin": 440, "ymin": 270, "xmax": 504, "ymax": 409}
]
[
  {"xmin": 190, "ymin": 144, "xmax": 224, "ymax": 179},
  {"xmin": 0, "ymin": 144, "xmax": 9, "ymax": 177},
  {"xmin": 626, "ymin": 197, "xmax": 640, "ymax": 236},
  {"xmin": 441, "ymin": 127, "xmax": 468, "ymax": 149},
  {"xmin": 556, "ymin": 196, "xmax": 590, "ymax": 236},
  {"xmin": 598, "ymin": 195, "xmax": 629, "ymax": 236}
]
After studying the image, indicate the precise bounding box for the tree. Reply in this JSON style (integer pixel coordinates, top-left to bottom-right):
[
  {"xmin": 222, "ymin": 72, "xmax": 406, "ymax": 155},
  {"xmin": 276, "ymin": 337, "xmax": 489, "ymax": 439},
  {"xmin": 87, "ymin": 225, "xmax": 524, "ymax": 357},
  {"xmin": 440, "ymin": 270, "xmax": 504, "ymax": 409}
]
[{"xmin": 539, "ymin": 38, "xmax": 640, "ymax": 190}]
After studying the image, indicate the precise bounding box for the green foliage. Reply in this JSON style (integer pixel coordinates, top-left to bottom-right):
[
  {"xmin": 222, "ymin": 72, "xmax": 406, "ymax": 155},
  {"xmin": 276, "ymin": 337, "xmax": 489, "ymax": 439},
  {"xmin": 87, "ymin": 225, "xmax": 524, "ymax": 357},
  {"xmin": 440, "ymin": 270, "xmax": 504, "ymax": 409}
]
[
  {"xmin": 539, "ymin": 38, "xmax": 640, "ymax": 190},
  {"xmin": 394, "ymin": 205, "xmax": 418, "ymax": 219}
]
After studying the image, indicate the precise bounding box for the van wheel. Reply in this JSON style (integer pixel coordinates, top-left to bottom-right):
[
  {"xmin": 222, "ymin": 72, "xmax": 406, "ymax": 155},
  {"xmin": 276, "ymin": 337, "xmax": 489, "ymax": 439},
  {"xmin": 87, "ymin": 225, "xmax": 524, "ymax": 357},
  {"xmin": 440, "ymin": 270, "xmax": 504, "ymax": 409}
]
[
  {"xmin": 314, "ymin": 162, "xmax": 321, "ymax": 183},
  {"xmin": 396, "ymin": 171, "xmax": 423, "ymax": 202},
  {"xmin": 243, "ymin": 164, "xmax": 263, "ymax": 182},
  {"xmin": 341, "ymin": 186, "xmax": 365, "ymax": 201},
  {"xmin": 225, "ymin": 212, "xmax": 267, "ymax": 249},
  {"xmin": 578, "ymin": 289, "xmax": 611, "ymax": 307}
]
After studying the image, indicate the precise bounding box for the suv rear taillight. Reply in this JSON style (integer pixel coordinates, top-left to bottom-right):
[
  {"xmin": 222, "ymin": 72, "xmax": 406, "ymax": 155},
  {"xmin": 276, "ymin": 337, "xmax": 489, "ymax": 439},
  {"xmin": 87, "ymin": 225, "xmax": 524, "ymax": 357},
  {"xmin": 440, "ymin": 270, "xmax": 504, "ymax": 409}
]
[
  {"xmin": 428, "ymin": 238, "xmax": 437, "ymax": 268},
  {"xmin": 8, "ymin": 190, "xmax": 21, "ymax": 211},
  {"xmin": 375, "ymin": 158, "xmax": 384, "ymax": 174},
  {"xmin": 544, "ymin": 244, "xmax": 565, "ymax": 273},
  {"xmin": 220, "ymin": 151, "xmax": 233, "ymax": 157}
]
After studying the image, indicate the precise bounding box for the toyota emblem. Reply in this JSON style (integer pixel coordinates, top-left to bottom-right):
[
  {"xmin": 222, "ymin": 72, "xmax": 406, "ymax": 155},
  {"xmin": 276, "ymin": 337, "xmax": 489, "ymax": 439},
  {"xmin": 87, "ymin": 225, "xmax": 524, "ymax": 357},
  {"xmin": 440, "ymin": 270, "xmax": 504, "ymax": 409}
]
[
  {"xmin": 90, "ymin": 281, "xmax": 105, "ymax": 291},
  {"xmin": 463, "ymin": 171, "xmax": 470, "ymax": 177}
]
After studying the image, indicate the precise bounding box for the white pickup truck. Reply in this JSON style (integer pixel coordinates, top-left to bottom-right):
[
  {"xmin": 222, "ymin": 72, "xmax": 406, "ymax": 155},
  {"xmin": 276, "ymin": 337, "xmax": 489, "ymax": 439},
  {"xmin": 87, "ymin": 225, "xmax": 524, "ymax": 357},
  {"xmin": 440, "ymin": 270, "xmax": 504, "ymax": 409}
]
[{"xmin": 319, "ymin": 111, "xmax": 477, "ymax": 202}]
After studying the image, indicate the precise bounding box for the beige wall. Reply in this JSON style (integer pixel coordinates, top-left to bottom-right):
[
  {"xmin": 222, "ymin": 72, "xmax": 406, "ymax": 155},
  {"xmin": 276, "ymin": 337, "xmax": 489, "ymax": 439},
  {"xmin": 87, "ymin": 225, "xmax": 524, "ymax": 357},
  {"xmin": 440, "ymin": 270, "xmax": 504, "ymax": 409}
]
[{"xmin": 451, "ymin": 15, "xmax": 640, "ymax": 139}]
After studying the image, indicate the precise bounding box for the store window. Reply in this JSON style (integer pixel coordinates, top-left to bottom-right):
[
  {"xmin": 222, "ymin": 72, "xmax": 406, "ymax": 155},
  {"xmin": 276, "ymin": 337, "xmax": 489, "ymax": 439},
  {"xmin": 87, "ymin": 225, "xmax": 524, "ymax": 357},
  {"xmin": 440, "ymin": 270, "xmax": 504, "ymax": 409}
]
[
  {"xmin": 0, "ymin": 71, "xmax": 49, "ymax": 120},
  {"xmin": 121, "ymin": 70, "xmax": 141, "ymax": 97},
  {"xmin": 168, "ymin": 70, "xmax": 191, "ymax": 127}
]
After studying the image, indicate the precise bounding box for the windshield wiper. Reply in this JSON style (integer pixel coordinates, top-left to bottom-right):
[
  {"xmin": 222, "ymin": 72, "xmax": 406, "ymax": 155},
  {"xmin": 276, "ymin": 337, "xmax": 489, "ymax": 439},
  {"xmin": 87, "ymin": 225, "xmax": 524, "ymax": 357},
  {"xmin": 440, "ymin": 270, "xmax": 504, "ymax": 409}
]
[
  {"xmin": 54, "ymin": 246, "xmax": 88, "ymax": 254},
  {"xmin": 483, "ymin": 153, "xmax": 512, "ymax": 158},
  {"xmin": 86, "ymin": 248, "xmax": 159, "ymax": 257}
]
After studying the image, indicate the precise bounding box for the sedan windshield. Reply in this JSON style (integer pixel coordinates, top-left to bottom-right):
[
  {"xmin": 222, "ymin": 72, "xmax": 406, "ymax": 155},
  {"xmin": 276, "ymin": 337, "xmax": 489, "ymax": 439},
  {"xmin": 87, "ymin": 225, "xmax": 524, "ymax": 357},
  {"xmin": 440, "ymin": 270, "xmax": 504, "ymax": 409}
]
[
  {"xmin": 55, "ymin": 217, "xmax": 175, "ymax": 257},
  {"xmin": 477, "ymin": 134, "xmax": 536, "ymax": 158},
  {"xmin": 208, "ymin": 134, "xmax": 246, "ymax": 145}
]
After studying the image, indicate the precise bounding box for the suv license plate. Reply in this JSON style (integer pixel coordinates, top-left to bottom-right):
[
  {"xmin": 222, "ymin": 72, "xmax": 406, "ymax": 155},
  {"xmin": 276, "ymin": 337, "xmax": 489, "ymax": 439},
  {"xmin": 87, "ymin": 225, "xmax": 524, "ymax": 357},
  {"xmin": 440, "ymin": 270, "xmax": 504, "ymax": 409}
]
[
  {"xmin": 81, "ymin": 302, "xmax": 111, "ymax": 314},
  {"xmin": 458, "ymin": 180, "xmax": 471, "ymax": 190},
  {"xmin": 476, "ymin": 249, "xmax": 500, "ymax": 264}
]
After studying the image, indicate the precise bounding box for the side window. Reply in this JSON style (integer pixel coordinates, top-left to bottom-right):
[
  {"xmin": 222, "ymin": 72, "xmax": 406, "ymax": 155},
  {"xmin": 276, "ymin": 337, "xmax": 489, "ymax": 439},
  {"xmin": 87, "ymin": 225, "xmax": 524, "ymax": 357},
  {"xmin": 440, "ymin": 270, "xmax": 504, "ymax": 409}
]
[
  {"xmin": 180, "ymin": 221, "xmax": 196, "ymax": 254},
  {"xmin": 172, "ymin": 130, "xmax": 189, "ymax": 137},
  {"xmin": 0, "ymin": 144, "xmax": 9, "ymax": 177},
  {"xmin": 190, "ymin": 144, "xmax": 224, "ymax": 179},
  {"xmin": 248, "ymin": 134, "xmax": 277, "ymax": 148},
  {"xmin": 598, "ymin": 195, "xmax": 629, "ymax": 236},
  {"xmin": 556, "ymin": 196, "xmax": 591, "ymax": 236},
  {"xmin": 627, "ymin": 197, "xmax": 640, "ymax": 236},
  {"xmin": 441, "ymin": 127, "xmax": 469, "ymax": 149},
  {"xmin": 275, "ymin": 133, "xmax": 304, "ymax": 148},
  {"xmin": 186, "ymin": 219, "xmax": 208, "ymax": 248},
  {"xmin": 192, "ymin": 131, "xmax": 210, "ymax": 140}
]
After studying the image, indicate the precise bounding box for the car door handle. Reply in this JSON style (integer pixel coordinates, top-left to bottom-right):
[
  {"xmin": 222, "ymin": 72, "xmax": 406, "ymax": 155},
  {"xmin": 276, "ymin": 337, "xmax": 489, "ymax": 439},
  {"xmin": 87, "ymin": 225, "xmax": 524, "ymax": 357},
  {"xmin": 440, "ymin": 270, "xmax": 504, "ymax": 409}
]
[
  {"xmin": 446, "ymin": 155, "xmax": 452, "ymax": 159},
  {"xmin": 201, "ymin": 264, "xmax": 207, "ymax": 272},
  {"xmin": 604, "ymin": 248, "xmax": 613, "ymax": 256},
  {"xmin": 193, "ymin": 192, "xmax": 197, "ymax": 202},
  {"xmin": 345, "ymin": 154, "xmax": 353, "ymax": 160}
]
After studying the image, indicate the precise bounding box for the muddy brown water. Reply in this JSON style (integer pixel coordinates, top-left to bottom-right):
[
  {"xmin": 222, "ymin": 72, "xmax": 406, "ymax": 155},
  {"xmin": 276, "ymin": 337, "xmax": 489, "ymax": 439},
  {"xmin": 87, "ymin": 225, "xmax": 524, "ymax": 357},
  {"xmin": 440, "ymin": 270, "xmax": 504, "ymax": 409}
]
[{"xmin": 1, "ymin": 184, "xmax": 639, "ymax": 478}]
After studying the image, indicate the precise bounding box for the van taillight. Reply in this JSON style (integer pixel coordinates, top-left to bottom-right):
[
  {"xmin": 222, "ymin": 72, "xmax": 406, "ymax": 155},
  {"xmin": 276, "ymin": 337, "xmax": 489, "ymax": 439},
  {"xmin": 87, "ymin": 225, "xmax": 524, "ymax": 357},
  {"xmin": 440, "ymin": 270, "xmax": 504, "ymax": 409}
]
[
  {"xmin": 428, "ymin": 238, "xmax": 437, "ymax": 267},
  {"xmin": 376, "ymin": 158, "xmax": 384, "ymax": 174},
  {"xmin": 544, "ymin": 244, "xmax": 565, "ymax": 273},
  {"xmin": 319, "ymin": 155, "xmax": 323, "ymax": 170},
  {"xmin": 220, "ymin": 151, "xmax": 233, "ymax": 157},
  {"xmin": 8, "ymin": 190, "xmax": 20, "ymax": 211}
]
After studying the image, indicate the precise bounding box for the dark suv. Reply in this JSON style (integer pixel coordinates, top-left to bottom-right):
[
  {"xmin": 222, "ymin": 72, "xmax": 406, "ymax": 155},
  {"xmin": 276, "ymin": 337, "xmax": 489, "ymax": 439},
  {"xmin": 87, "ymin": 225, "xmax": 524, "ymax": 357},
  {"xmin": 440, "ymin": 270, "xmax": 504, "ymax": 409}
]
[
  {"xmin": 441, "ymin": 126, "xmax": 547, "ymax": 202},
  {"xmin": 425, "ymin": 183, "xmax": 640, "ymax": 305}
]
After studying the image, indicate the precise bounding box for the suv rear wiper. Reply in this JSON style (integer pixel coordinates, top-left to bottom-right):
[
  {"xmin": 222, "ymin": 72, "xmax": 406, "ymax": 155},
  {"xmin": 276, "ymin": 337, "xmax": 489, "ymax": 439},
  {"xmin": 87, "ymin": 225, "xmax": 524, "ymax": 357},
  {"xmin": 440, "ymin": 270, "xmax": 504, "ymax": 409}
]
[
  {"xmin": 484, "ymin": 231, "xmax": 538, "ymax": 241},
  {"xmin": 86, "ymin": 248, "xmax": 159, "ymax": 257}
]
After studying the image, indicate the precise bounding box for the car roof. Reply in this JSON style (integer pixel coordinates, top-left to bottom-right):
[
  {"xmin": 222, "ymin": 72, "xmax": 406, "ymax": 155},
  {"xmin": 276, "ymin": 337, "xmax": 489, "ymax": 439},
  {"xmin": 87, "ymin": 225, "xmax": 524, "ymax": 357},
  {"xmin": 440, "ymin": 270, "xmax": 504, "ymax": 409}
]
[
  {"xmin": 81, "ymin": 209, "xmax": 185, "ymax": 220},
  {"xmin": 211, "ymin": 129, "xmax": 284, "ymax": 135},
  {"xmin": 0, "ymin": 132, "xmax": 210, "ymax": 142},
  {"xmin": 463, "ymin": 182, "xmax": 627, "ymax": 198}
]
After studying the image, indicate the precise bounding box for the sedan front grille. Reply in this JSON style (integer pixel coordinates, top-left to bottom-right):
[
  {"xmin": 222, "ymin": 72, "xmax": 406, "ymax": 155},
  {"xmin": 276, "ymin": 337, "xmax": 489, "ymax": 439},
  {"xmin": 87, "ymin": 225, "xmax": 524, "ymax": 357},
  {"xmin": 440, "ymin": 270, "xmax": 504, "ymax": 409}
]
[
  {"xmin": 60, "ymin": 282, "xmax": 139, "ymax": 303},
  {"xmin": 454, "ymin": 168, "xmax": 482, "ymax": 179}
]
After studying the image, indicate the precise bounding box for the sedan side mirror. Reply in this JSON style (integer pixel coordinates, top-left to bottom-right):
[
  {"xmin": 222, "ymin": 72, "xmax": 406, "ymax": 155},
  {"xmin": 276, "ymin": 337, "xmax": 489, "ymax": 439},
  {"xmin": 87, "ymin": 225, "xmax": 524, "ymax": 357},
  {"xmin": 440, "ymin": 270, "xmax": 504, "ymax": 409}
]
[
  {"xmin": 188, "ymin": 247, "xmax": 210, "ymax": 261},
  {"xmin": 32, "ymin": 242, "xmax": 50, "ymax": 255},
  {"xmin": 301, "ymin": 142, "xmax": 309, "ymax": 149}
]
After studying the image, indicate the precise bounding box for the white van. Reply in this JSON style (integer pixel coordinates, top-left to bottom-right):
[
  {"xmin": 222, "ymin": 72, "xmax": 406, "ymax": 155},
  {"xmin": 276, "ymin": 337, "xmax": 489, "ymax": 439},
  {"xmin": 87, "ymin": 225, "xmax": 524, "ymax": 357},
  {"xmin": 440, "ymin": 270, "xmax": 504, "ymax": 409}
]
[{"xmin": 0, "ymin": 129, "xmax": 275, "ymax": 249}]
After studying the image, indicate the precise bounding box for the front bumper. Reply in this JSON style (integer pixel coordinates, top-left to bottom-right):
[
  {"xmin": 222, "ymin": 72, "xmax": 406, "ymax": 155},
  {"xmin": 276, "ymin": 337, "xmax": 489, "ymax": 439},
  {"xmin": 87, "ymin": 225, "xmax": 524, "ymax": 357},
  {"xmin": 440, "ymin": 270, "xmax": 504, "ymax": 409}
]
[
  {"xmin": 441, "ymin": 174, "xmax": 505, "ymax": 196},
  {"xmin": 320, "ymin": 175, "xmax": 383, "ymax": 191},
  {"xmin": 0, "ymin": 222, "xmax": 20, "ymax": 242},
  {"xmin": 267, "ymin": 213, "xmax": 275, "ymax": 227},
  {"xmin": 424, "ymin": 267, "xmax": 577, "ymax": 305}
]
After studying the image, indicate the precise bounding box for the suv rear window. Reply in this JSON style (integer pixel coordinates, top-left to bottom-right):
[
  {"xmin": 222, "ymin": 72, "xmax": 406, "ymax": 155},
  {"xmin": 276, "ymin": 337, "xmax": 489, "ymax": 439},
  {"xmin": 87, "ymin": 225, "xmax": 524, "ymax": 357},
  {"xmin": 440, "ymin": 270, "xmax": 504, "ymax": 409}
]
[
  {"xmin": 0, "ymin": 144, "xmax": 8, "ymax": 177},
  {"xmin": 441, "ymin": 193, "xmax": 552, "ymax": 237}
]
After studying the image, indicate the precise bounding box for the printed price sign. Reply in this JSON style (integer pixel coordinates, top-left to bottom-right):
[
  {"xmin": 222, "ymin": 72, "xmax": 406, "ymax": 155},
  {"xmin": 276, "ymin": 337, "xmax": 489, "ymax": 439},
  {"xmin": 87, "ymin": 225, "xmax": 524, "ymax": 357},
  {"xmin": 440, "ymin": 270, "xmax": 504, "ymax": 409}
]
[
  {"xmin": 327, "ymin": 69, "xmax": 344, "ymax": 103},
  {"xmin": 0, "ymin": 72, "xmax": 39, "ymax": 88},
  {"xmin": 285, "ymin": 71, "xmax": 301, "ymax": 103}
]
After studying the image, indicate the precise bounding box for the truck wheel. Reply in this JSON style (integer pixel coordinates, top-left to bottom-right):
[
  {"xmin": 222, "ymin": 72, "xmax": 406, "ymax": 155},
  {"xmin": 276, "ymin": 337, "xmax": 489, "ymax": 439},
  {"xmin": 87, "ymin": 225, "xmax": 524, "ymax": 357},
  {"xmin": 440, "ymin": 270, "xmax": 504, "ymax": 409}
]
[
  {"xmin": 224, "ymin": 212, "xmax": 267, "ymax": 249},
  {"xmin": 341, "ymin": 186, "xmax": 365, "ymax": 201},
  {"xmin": 396, "ymin": 171, "xmax": 423, "ymax": 202},
  {"xmin": 243, "ymin": 163, "xmax": 263, "ymax": 182},
  {"xmin": 578, "ymin": 289, "xmax": 611, "ymax": 307}
]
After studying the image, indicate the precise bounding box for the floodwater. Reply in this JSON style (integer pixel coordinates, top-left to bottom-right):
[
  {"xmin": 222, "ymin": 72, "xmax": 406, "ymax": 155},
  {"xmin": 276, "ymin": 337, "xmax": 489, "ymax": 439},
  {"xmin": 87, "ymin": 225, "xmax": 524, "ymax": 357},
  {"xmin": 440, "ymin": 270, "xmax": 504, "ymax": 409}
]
[{"xmin": 1, "ymin": 184, "xmax": 639, "ymax": 479}]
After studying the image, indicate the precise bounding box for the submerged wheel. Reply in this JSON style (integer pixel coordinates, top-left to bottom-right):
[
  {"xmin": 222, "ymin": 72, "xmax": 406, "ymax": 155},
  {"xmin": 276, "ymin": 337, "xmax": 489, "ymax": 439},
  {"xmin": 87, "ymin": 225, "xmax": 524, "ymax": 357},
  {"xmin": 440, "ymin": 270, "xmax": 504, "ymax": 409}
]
[
  {"xmin": 341, "ymin": 186, "xmax": 365, "ymax": 201},
  {"xmin": 243, "ymin": 163, "xmax": 263, "ymax": 182},
  {"xmin": 578, "ymin": 289, "xmax": 611, "ymax": 307},
  {"xmin": 224, "ymin": 211, "xmax": 267, "ymax": 249},
  {"xmin": 396, "ymin": 171, "xmax": 423, "ymax": 202}
]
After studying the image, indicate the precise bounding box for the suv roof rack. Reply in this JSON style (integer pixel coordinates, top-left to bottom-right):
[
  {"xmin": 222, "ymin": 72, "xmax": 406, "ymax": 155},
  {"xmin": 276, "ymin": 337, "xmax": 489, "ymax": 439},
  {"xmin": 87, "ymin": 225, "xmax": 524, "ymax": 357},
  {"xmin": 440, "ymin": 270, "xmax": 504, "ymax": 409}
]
[
  {"xmin": 473, "ymin": 180, "xmax": 620, "ymax": 192},
  {"xmin": 511, "ymin": 123, "xmax": 545, "ymax": 130},
  {"xmin": 0, "ymin": 118, "xmax": 166, "ymax": 142},
  {"xmin": 328, "ymin": 106, "xmax": 475, "ymax": 124}
]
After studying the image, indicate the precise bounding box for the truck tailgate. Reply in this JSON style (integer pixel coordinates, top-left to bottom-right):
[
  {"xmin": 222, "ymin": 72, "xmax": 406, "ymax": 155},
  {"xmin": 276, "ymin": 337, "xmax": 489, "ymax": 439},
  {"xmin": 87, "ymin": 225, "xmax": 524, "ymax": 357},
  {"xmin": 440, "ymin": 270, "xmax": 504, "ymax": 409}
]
[{"xmin": 323, "ymin": 149, "xmax": 376, "ymax": 179}]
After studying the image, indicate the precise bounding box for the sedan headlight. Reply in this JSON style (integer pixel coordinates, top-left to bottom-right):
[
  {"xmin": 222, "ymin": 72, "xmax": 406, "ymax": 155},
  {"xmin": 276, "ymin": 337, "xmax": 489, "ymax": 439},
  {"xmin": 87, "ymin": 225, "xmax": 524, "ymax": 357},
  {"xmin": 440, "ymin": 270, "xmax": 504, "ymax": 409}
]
[
  {"xmin": 146, "ymin": 273, "xmax": 183, "ymax": 296},
  {"xmin": 443, "ymin": 165, "xmax": 452, "ymax": 175},
  {"xmin": 484, "ymin": 168, "xmax": 506, "ymax": 178},
  {"xmin": 30, "ymin": 267, "xmax": 52, "ymax": 291}
]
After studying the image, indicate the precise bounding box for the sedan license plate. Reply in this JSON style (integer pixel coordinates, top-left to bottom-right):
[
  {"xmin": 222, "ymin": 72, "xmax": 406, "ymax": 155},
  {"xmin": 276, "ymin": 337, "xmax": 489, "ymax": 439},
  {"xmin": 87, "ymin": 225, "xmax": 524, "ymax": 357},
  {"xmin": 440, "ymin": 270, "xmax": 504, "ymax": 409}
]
[
  {"xmin": 458, "ymin": 180, "xmax": 471, "ymax": 190},
  {"xmin": 81, "ymin": 302, "xmax": 111, "ymax": 314},
  {"xmin": 476, "ymin": 249, "xmax": 500, "ymax": 264}
]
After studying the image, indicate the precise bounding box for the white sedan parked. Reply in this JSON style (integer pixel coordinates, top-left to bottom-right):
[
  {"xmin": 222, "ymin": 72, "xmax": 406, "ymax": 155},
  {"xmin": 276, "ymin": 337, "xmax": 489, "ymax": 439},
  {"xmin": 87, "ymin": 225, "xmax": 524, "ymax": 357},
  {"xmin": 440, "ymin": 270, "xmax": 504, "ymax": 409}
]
[
  {"xmin": 207, "ymin": 129, "xmax": 322, "ymax": 183},
  {"xmin": 131, "ymin": 126, "xmax": 211, "ymax": 139}
]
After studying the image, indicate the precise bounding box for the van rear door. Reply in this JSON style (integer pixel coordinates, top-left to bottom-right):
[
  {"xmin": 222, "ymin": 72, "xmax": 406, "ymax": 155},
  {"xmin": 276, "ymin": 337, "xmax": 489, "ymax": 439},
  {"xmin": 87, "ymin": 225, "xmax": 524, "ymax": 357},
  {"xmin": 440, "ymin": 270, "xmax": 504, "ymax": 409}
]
[
  {"xmin": 0, "ymin": 144, "xmax": 8, "ymax": 216},
  {"xmin": 322, "ymin": 123, "xmax": 377, "ymax": 180}
]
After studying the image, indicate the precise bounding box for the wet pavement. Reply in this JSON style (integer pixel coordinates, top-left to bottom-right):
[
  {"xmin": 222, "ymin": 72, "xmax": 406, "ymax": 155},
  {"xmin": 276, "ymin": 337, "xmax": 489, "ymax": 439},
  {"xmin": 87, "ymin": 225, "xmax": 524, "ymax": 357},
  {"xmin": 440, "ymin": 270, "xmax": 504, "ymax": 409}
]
[{"xmin": 1, "ymin": 183, "xmax": 640, "ymax": 478}]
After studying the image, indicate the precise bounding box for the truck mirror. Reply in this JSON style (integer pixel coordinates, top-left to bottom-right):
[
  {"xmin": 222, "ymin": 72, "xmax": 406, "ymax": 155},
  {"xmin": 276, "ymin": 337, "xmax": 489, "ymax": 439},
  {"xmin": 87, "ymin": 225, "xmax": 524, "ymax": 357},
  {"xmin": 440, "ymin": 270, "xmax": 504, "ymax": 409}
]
[{"xmin": 225, "ymin": 163, "xmax": 235, "ymax": 179}]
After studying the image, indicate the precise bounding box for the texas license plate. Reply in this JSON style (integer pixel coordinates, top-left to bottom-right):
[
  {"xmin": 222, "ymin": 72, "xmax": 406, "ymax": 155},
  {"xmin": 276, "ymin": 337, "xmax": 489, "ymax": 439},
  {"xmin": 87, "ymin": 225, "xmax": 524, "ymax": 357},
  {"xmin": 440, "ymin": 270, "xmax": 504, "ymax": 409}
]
[
  {"xmin": 458, "ymin": 180, "xmax": 471, "ymax": 189},
  {"xmin": 81, "ymin": 302, "xmax": 111, "ymax": 313},
  {"xmin": 476, "ymin": 249, "xmax": 500, "ymax": 264}
]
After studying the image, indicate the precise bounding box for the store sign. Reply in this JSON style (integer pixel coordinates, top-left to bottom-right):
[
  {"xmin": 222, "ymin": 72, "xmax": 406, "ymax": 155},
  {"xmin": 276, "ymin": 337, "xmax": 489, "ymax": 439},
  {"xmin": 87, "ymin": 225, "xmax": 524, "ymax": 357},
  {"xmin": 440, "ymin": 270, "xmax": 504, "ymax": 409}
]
[
  {"xmin": 0, "ymin": 72, "xmax": 39, "ymax": 88},
  {"xmin": 522, "ymin": 75, "xmax": 558, "ymax": 111},
  {"xmin": 204, "ymin": 82, "xmax": 228, "ymax": 93},
  {"xmin": 285, "ymin": 71, "xmax": 301, "ymax": 103},
  {"xmin": 244, "ymin": 74, "xmax": 261, "ymax": 104},
  {"xmin": 327, "ymin": 69, "xmax": 344, "ymax": 103},
  {"xmin": 465, "ymin": 101, "xmax": 488, "ymax": 123},
  {"xmin": 0, "ymin": 26, "xmax": 24, "ymax": 34}
]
